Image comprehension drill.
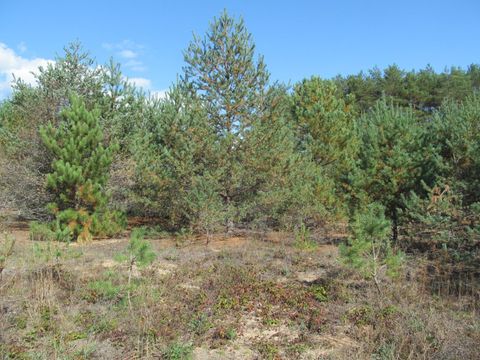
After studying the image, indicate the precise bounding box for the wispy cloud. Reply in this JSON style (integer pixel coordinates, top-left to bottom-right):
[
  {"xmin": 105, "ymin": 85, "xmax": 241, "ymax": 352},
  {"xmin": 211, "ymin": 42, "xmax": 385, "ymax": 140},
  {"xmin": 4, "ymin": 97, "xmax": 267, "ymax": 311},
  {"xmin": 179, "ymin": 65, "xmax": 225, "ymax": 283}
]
[
  {"xmin": 0, "ymin": 43, "xmax": 53, "ymax": 99},
  {"xmin": 118, "ymin": 49, "xmax": 137, "ymax": 59},
  {"xmin": 17, "ymin": 41, "xmax": 27, "ymax": 53},
  {"xmin": 124, "ymin": 59, "xmax": 146, "ymax": 72},
  {"xmin": 102, "ymin": 40, "xmax": 146, "ymax": 72}
]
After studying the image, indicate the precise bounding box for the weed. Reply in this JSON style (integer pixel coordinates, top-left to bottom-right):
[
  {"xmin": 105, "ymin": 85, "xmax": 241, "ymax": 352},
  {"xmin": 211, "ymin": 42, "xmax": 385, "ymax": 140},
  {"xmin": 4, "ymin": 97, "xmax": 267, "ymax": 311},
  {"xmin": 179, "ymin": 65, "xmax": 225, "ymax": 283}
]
[
  {"xmin": 263, "ymin": 317, "xmax": 280, "ymax": 326},
  {"xmin": 189, "ymin": 312, "xmax": 212, "ymax": 336},
  {"xmin": 310, "ymin": 284, "xmax": 328, "ymax": 302},
  {"xmin": 29, "ymin": 221, "xmax": 55, "ymax": 242},
  {"xmin": 294, "ymin": 223, "xmax": 317, "ymax": 250},
  {"xmin": 84, "ymin": 279, "xmax": 122, "ymax": 302},
  {"xmin": 344, "ymin": 305, "xmax": 374, "ymax": 326},
  {"xmin": 162, "ymin": 342, "xmax": 193, "ymax": 360},
  {"xmin": 257, "ymin": 341, "xmax": 279, "ymax": 360}
]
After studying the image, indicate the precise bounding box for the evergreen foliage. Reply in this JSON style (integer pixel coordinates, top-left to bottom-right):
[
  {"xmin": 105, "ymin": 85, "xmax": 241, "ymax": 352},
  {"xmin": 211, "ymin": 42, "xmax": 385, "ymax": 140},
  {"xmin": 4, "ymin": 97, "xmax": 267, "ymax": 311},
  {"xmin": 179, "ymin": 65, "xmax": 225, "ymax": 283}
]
[
  {"xmin": 335, "ymin": 64, "xmax": 480, "ymax": 115},
  {"xmin": 182, "ymin": 10, "xmax": 270, "ymax": 230},
  {"xmin": 340, "ymin": 203, "xmax": 404, "ymax": 289},
  {"xmin": 292, "ymin": 77, "xmax": 357, "ymax": 172},
  {"xmin": 0, "ymin": 12, "xmax": 478, "ymax": 273},
  {"xmin": 39, "ymin": 94, "xmax": 121, "ymax": 242},
  {"xmin": 132, "ymin": 84, "xmax": 218, "ymax": 230},
  {"xmin": 353, "ymin": 99, "xmax": 433, "ymax": 240},
  {"xmin": 399, "ymin": 94, "xmax": 480, "ymax": 262}
]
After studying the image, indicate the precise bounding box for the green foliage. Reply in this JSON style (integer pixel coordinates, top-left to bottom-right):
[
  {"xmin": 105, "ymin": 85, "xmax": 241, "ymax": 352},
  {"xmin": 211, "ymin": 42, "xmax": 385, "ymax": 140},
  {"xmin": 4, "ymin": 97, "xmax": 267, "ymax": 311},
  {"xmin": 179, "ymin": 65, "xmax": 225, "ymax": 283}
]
[
  {"xmin": 0, "ymin": 16, "xmax": 479, "ymax": 271},
  {"xmin": 352, "ymin": 99, "xmax": 434, "ymax": 240},
  {"xmin": 31, "ymin": 239, "xmax": 82, "ymax": 264},
  {"xmin": 29, "ymin": 221, "xmax": 55, "ymax": 242},
  {"xmin": 397, "ymin": 95, "xmax": 480, "ymax": 262},
  {"xmin": 182, "ymin": 10, "xmax": 280, "ymax": 230},
  {"xmin": 183, "ymin": 10, "xmax": 269, "ymax": 136},
  {"xmin": 293, "ymin": 223, "xmax": 317, "ymax": 250},
  {"xmin": 85, "ymin": 279, "xmax": 122, "ymax": 302},
  {"xmin": 430, "ymin": 94, "xmax": 480, "ymax": 206},
  {"xmin": 40, "ymin": 94, "xmax": 122, "ymax": 241},
  {"xmin": 116, "ymin": 229, "xmax": 157, "ymax": 268},
  {"xmin": 340, "ymin": 203, "xmax": 404, "ymax": 284},
  {"xmin": 189, "ymin": 312, "xmax": 213, "ymax": 335},
  {"xmin": 132, "ymin": 84, "xmax": 218, "ymax": 230},
  {"xmin": 162, "ymin": 342, "xmax": 193, "ymax": 360},
  {"xmin": 310, "ymin": 284, "xmax": 328, "ymax": 302},
  {"xmin": 185, "ymin": 175, "xmax": 225, "ymax": 241},
  {"xmin": 292, "ymin": 77, "xmax": 358, "ymax": 176},
  {"xmin": 92, "ymin": 210, "xmax": 127, "ymax": 237},
  {"xmin": 335, "ymin": 64, "xmax": 479, "ymax": 115},
  {"xmin": 29, "ymin": 220, "xmax": 73, "ymax": 242}
]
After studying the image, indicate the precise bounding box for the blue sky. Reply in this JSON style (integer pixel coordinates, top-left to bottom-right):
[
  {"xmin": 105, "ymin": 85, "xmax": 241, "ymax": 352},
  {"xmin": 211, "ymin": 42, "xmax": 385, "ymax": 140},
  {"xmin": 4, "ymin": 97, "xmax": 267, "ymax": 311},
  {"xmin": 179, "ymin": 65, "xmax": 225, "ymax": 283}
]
[{"xmin": 1, "ymin": 0, "xmax": 479, "ymax": 98}]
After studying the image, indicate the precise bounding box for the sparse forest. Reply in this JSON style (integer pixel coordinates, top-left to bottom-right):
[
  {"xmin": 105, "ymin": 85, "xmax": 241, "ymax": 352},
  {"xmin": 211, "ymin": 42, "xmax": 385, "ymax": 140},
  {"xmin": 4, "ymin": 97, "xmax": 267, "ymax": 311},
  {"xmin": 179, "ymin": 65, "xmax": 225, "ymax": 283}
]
[{"xmin": 0, "ymin": 11, "xmax": 479, "ymax": 360}]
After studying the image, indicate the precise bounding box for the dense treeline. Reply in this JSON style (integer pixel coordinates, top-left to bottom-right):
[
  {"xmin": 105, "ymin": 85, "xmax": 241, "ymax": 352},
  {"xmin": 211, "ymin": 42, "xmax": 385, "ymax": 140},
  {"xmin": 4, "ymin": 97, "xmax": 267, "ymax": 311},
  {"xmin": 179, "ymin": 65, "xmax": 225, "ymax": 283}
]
[{"xmin": 0, "ymin": 12, "xmax": 478, "ymax": 267}]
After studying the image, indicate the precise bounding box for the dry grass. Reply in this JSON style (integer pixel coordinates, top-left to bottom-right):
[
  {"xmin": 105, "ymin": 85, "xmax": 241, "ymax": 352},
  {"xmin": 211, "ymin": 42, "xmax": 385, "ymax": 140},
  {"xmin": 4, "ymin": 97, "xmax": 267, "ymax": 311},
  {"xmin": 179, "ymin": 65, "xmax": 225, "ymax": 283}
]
[{"xmin": 0, "ymin": 227, "xmax": 478, "ymax": 359}]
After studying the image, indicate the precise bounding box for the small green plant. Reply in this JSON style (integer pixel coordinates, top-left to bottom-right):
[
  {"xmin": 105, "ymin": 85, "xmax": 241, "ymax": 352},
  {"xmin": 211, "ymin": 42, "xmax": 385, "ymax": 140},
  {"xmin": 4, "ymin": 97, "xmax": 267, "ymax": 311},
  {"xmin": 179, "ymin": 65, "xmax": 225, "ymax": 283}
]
[
  {"xmin": 29, "ymin": 221, "xmax": 55, "ymax": 241},
  {"xmin": 141, "ymin": 225, "xmax": 169, "ymax": 239},
  {"xmin": 340, "ymin": 203, "xmax": 404, "ymax": 292},
  {"xmin": 225, "ymin": 327, "xmax": 237, "ymax": 340},
  {"xmin": 257, "ymin": 341, "xmax": 279, "ymax": 360},
  {"xmin": 30, "ymin": 220, "xmax": 75, "ymax": 242},
  {"xmin": 85, "ymin": 279, "xmax": 122, "ymax": 302},
  {"xmin": 294, "ymin": 222, "xmax": 317, "ymax": 250},
  {"xmin": 115, "ymin": 228, "xmax": 156, "ymax": 307},
  {"xmin": 33, "ymin": 241, "xmax": 63, "ymax": 264},
  {"xmin": 174, "ymin": 227, "xmax": 192, "ymax": 247},
  {"xmin": 92, "ymin": 210, "xmax": 126, "ymax": 237},
  {"xmin": 343, "ymin": 305, "xmax": 375, "ymax": 326},
  {"xmin": 310, "ymin": 284, "xmax": 328, "ymax": 302},
  {"xmin": 32, "ymin": 240, "xmax": 82, "ymax": 265},
  {"xmin": 189, "ymin": 312, "xmax": 212, "ymax": 335},
  {"xmin": 163, "ymin": 342, "xmax": 193, "ymax": 360}
]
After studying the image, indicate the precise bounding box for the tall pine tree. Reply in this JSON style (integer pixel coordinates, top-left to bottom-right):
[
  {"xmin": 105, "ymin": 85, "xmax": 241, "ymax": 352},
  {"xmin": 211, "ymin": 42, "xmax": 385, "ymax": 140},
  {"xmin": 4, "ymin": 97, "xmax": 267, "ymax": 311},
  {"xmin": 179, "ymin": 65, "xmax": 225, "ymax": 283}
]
[{"xmin": 182, "ymin": 10, "xmax": 270, "ymax": 230}]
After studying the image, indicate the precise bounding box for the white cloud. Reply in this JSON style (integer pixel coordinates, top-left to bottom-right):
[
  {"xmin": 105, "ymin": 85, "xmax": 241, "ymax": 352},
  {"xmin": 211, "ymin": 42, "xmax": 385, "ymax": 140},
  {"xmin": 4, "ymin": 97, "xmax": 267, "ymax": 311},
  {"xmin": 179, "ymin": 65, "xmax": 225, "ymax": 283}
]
[
  {"xmin": 118, "ymin": 49, "xmax": 137, "ymax": 59},
  {"xmin": 102, "ymin": 40, "xmax": 146, "ymax": 72},
  {"xmin": 0, "ymin": 43, "xmax": 53, "ymax": 99},
  {"xmin": 127, "ymin": 77, "xmax": 151, "ymax": 90},
  {"xmin": 124, "ymin": 59, "xmax": 146, "ymax": 72},
  {"xmin": 125, "ymin": 78, "xmax": 167, "ymax": 100},
  {"xmin": 17, "ymin": 41, "xmax": 27, "ymax": 53}
]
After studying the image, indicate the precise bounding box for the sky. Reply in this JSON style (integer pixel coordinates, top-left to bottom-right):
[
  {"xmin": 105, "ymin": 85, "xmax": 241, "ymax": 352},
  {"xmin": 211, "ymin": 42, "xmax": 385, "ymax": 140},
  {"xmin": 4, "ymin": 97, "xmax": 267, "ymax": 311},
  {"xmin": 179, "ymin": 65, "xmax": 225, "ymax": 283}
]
[{"xmin": 1, "ymin": 0, "xmax": 479, "ymax": 99}]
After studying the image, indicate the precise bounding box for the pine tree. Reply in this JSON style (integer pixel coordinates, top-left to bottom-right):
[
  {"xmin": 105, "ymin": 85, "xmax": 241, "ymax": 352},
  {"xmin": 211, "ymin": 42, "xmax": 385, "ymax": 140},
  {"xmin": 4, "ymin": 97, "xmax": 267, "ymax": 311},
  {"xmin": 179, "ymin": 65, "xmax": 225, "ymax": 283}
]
[
  {"xmin": 40, "ymin": 94, "xmax": 121, "ymax": 242},
  {"xmin": 292, "ymin": 76, "xmax": 358, "ymax": 209},
  {"xmin": 182, "ymin": 10, "xmax": 270, "ymax": 231},
  {"xmin": 340, "ymin": 203, "xmax": 404, "ymax": 292},
  {"xmin": 353, "ymin": 99, "xmax": 430, "ymax": 241},
  {"xmin": 132, "ymin": 84, "xmax": 219, "ymax": 230}
]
